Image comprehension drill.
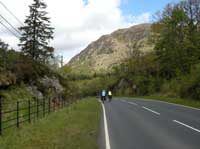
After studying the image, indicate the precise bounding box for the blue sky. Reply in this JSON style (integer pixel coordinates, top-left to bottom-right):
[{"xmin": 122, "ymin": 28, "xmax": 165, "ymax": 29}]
[{"xmin": 121, "ymin": 0, "xmax": 181, "ymax": 20}]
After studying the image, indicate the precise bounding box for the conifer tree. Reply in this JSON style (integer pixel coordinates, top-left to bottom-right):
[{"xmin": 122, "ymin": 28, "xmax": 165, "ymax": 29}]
[{"xmin": 19, "ymin": 0, "xmax": 54, "ymax": 61}]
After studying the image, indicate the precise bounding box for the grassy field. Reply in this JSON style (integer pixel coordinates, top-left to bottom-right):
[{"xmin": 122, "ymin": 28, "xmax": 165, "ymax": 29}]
[
  {"xmin": 0, "ymin": 98, "xmax": 101, "ymax": 149},
  {"xmin": 130, "ymin": 96, "xmax": 200, "ymax": 109}
]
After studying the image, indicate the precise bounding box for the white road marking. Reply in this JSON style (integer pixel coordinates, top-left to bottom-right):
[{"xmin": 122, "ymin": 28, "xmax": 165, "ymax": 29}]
[
  {"xmin": 121, "ymin": 100, "xmax": 126, "ymax": 103},
  {"xmin": 173, "ymin": 120, "xmax": 200, "ymax": 133},
  {"xmin": 101, "ymin": 103, "xmax": 111, "ymax": 149},
  {"xmin": 128, "ymin": 102, "xmax": 138, "ymax": 106},
  {"xmin": 142, "ymin": 106, "xmax": 160, "ymax": 115},
  {"xmin": 132, "ymin": 98, "xmax": 200, "ymax": 111}
]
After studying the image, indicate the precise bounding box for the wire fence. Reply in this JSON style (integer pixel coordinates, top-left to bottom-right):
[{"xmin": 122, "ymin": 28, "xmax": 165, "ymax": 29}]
[{"xmin": 0, "ymin": 96, "xmax": 67, "ymax": 135}]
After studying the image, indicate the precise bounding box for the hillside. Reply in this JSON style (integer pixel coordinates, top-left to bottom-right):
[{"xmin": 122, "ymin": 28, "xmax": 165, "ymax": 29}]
[
  {"xmin": 68, "ymin": 24, "xmax": 154, "ymax": 74},
  {"xmin": 0, "ymin": 49, "xmax": 71, "ymax": 102}
]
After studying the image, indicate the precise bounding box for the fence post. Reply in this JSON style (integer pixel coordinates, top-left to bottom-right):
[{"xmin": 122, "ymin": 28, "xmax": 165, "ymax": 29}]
[
  {"xmin": 0, "ymin": 96, "xmax": 2, "ymax": 135},
  {"xmin": 48, "ymin": 98, "xmax": 51, "ymax": 114},
  {"xmin": 28, "ymin": 100, "xmax": 31, "ymax": 123},
  {"xmin": 43, "ymin": 98, "xmax": 45, "ymax": 117},
  {"xmin": 17, "ymin": 101, "xmax": 19, "ymax": 128},
  {"xmin": 36, "ymin": 98, "xmax": 39, "ymax": 119},
  {"xmin": 53, "ymin": 100, "xmax": 55, "ymax": 112},
  {"xmin": 58, "ymin": 99, "xmax": 60, "ymax": 110},
  {"xmin": 64, "ymin": 99, "xmax": 66, "ymax": 107}
]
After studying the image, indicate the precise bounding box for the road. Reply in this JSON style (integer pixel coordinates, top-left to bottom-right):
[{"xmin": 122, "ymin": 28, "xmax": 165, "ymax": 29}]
[{"xmin": 99, "ymin": 98, "xmax": 200, "ymax": 149}]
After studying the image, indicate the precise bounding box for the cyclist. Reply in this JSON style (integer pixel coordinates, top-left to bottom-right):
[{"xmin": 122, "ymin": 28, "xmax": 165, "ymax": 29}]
[
  {"xmin": 101, "ymin": 90, "xmax": 106, "ymax": 103},
  {"xmin": 108, "ymin": 90, "xmax": 112, "ymax": 102}
]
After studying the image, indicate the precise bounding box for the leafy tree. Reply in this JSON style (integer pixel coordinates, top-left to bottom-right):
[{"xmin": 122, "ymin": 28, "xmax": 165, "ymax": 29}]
[
  {"xmin": 19, "ymin": 0, "xmax": 54, "ymax": 61},
  {"xmin": 179, "ymin": 0, "xmax": 200, "ymax": 59},
  {"xmin": 153, "ymin": 0, "xmax": 200, "ymax": 79}
]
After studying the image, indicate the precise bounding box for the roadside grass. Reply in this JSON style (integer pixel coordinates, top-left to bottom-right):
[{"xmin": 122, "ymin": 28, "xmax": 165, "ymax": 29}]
[
  {"xmin": 128, "ymin": 96, "xmax": 200, "ymax": 109},
  {"xmin": 0, "ymin": 97, "xmax": 101, "ymax": 149}
]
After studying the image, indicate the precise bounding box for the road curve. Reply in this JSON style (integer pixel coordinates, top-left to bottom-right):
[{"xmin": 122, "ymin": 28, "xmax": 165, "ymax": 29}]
[{"xmin": 100, "ymin": 98, "xmax": 200, "ymax": 149}]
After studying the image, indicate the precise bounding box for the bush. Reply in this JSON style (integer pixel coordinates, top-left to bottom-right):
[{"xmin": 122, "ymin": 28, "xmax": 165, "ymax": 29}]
[
  {"xmin": 0, "ymin": 71, "xmax": 16, "ymax": 88},
  {"xmin": 160, "ymin": 79, "xmax": 180, "ymax": 97},
  {"xmin": 179, "ymin": 64, "xmax": 200, "ymax": 100}
]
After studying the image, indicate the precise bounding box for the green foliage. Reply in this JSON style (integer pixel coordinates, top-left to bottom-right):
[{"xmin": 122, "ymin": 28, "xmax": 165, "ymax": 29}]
[
  {"xmin": 0, "ymin": 46, "xmax": 70, "ymax": 103},
  {"xmin": 0, "ymin": 39, "xmax": 9, "ymax": 69},
  {"xmin": 0, "ymin": 71, "xmax": 16, "ymax": 87},
  {"xmin": 59, "ymin": 66, "xmax": 95, "ymax": 81},
  {"xmin": 0, "ymin": 85, "xmax": 33, "ymax": 102},
  {"xmin": 67, "ymin": 74, "xmax": 117, "ymax": 97},
  {"xmin": 59, "ymin": 0, "xmax": 200, "ymax": 101},
  {"xmin": 111, "ymin": 0, "xmax": 199, "ymax": 100},
  {"xmin": 178, "ymin": 64, "xmax": 200, "ymax": 99},
  {"xmin": 113, "ymin": 50, "xmax": 161, "ymax": 96},
  {"xmin": 0, "ymin": 49, "xmax": 60, "ymax": 86},
  {"xmin": 19, "ymin": 0, "xmax": 54, "ymax": 61},
  {"xmin": 8, "ymin": 55, "xmax": 52, "ymax": 83},
  {"xmin": 154, "ymin": 1, "xmax": 200, "ymax": 79},
  {"xmin": 160, "ymin": 79, "xmax": 180, "ymax": 97}
]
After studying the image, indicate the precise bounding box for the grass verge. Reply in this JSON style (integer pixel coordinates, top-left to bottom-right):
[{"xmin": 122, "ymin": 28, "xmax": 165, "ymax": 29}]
[
  {"xmin": 129, "ymin": 96, "xmax": 200, "ymax": 109},
  {"xmin": 0, "ymin": 97, "xmax": 101, "ymax": 149}
]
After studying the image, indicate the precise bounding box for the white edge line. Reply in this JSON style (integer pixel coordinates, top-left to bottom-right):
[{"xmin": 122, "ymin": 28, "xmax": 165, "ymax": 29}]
[
  {"xmin": 128, "ymin": 102, "xmax": 138, "ymax": 106},
  {"xmin": 101, "ymin": 103, "xmax": 111, "ymax": 149},
  {"xmin": 131, "ymin": 98, "xmax": 200, "ymax": 111},
  {"xmin": 142, "ymin": 106, "xmax": 160, "ymax": 115},
  {"xmin": 173, "ymin": 120, "xmax": 200, "ymax": 133}
]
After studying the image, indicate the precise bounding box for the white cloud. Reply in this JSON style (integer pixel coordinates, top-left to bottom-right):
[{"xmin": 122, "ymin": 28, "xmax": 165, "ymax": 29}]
[{"xmin": 0, "ymin": 0, "xmax": 151, "ymax": 63}]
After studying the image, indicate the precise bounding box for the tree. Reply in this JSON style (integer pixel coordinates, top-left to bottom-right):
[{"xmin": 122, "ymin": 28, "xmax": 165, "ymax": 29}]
[
  {"xmin": 0, "ymin": 39, "xmax": 9, "ymax": 50},
  {"xmin": 153, "ymin": 0, "xmax": 200, "ymax": 79},
  {"xmin": 0, "ymin": 39, "xmax": 9, "ymax": 68},
  {"xmin": 19, "ymin": 0, "xmax": 54, "ymax": 61},
  {"xmin": 179, "ymin": 0, "xmax": 200, "ymax": 59}
]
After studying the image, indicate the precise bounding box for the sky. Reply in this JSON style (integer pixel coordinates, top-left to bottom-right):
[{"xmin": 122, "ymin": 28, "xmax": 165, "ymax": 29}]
[{"xmin": 0, "ymin": 0, "xmax": 180, "ymax": 63}]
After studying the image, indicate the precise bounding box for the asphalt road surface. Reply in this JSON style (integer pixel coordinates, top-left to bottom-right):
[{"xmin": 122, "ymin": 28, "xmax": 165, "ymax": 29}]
[{"xmin": 99, "ymin": 98, "xmax": 200, "ymax": 149}]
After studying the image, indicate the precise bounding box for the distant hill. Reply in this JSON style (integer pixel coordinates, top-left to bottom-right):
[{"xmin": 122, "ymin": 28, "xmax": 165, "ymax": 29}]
[{"xmin": 68, "ymin": 24, "xmax": 154, "ymax": 74}]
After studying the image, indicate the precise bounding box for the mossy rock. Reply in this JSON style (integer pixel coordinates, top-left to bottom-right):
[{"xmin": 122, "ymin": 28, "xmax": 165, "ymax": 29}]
[{"xmin": 0, "ymin": 71, "xmax": 16, "ymax": 87}]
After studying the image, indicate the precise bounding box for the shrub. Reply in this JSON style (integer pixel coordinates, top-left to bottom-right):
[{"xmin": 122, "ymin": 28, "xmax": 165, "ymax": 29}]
[{"xmin": 179, "ymin": 64, "xmax": 200, "ymax": 100}]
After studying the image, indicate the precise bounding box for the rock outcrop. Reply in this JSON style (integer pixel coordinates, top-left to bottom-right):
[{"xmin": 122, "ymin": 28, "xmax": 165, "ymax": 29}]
[{"xmin": 68, "ymin": 24, "xmax": 154, "ymax": 74}]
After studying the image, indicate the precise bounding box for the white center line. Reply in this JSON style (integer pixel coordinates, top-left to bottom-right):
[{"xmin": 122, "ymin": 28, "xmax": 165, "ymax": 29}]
[
  {"xmin": 128, "ymin": 102, "xmax": 138, "ymax": 106},
  {"xmin": 101, "ymin": 103, "xmax": 111, "ymax": 149},
  {"xmin": 142, "ymin": 106, "xmax": 160, "ymax": 115},
  {"xmin": 173, "ymin": 120, "xmax": 200, "ymax": 133}
]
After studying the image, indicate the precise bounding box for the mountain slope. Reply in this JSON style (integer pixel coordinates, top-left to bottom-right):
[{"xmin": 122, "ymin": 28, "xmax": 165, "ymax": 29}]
[{"xmin": 68, "ymin": 24, "xmax": 154, "ymax": 74}]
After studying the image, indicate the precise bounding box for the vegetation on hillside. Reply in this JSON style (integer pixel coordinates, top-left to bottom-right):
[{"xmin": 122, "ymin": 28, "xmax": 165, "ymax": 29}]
[
  {"xmin": 62, "ymin": 0, "xmax": 200, "ymax": 102},
  {"xmin": 114, "ymin": 0, "xmax": 200, "ymax": 100},
  {"xmin": 68, "ymin": 24, "xmax": 153, "ymax": 74},
  {"xmin": 0, "ymin": 0, "xmax": 71, "ymax": 103}
]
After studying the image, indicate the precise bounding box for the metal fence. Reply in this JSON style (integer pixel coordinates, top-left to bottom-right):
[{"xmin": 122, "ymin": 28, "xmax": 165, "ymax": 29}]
[{"xmin": 0, "ymin": 97, "xmax": 67, "ymax": 135}]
